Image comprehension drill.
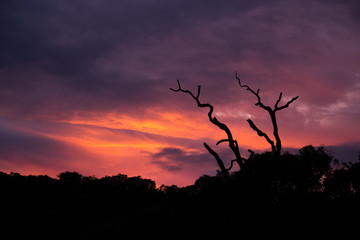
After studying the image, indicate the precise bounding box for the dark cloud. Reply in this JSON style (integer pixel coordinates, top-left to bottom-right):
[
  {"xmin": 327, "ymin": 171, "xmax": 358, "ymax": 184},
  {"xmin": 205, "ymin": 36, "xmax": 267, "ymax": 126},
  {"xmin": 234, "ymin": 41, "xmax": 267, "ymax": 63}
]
[
  {"xmin": 150, "ymin": 145, "xmax": 253, "ymax": 173},
  {"xmin": 0, "ymin": 124, "xmax": 92, "ymax": 171},
  {"xmin": 151, "ymin": 160, "xmax": 182, "ymax": 172},
  {"xmin": 0, "ymin": 0, "xmax": 359, "ymax": 183},
  {"xmin": 327, "ymin": 142, "xmax": 360, "ymax": 163},
  {"xmin": 153, "ymin": 147, "xmax": 185, "ymax": 159},
  {"xmin": 0, "ymin": 0, "xmax": 266, "ymax": 71},
  {"xmin": 1, "ymin": 0, "xmax": 359, "ymax": 115},
  {"xmin": 0, "ymin": 0, "xmax": 277, "ymax": 116},
  {"xmin": 151, "ymin": 147, "xmax": 215, "ymax": 172}
]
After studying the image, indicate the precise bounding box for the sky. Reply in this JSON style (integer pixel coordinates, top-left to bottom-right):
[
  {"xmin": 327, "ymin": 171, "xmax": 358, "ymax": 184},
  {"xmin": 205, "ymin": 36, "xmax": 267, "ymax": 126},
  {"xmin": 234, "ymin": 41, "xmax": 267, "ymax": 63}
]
[{"xmin": 0, "ymin": 0, "xmax": 359, "ymax": 186}]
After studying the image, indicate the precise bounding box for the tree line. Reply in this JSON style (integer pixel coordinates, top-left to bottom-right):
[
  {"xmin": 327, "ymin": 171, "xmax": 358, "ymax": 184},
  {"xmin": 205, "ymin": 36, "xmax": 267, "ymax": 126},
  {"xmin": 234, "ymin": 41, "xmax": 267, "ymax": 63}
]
[{"xmin": 1, "ymin": 146, "xmax": 359, "ymax": 239}]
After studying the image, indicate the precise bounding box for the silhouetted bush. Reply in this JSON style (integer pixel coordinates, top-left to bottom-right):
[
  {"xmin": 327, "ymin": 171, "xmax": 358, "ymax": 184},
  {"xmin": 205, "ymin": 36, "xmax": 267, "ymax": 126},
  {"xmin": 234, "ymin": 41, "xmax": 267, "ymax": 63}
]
[
  {"xmin": 324, "ymin": 153, "xmax": 360, "ymax": 199},
  {"xmin": 58, "ymin": 171, "xmax": 83, "ymax": 184}
]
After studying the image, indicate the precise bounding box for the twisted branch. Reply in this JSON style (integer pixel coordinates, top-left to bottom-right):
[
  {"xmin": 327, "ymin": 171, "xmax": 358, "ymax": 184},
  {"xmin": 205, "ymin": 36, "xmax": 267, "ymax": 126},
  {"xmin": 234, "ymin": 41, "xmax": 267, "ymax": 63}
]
[
  {"xmin": 247, "ymin": 119, "xmax": 276, "ymax": 153},
  {"xmin": 170, "ymin": 80, "xmax": 244, "ymax": 175},
  {"xmin": 235, "ymin": 72, "xmax": 298, "ymax": 155}
]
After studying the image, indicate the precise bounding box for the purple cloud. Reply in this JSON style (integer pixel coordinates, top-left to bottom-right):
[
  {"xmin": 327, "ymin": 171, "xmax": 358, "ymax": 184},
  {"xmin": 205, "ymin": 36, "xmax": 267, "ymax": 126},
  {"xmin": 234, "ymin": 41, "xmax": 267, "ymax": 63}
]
[{"xmin": 0, "ymin": 0, "xmax": 359, "ymax": 185}]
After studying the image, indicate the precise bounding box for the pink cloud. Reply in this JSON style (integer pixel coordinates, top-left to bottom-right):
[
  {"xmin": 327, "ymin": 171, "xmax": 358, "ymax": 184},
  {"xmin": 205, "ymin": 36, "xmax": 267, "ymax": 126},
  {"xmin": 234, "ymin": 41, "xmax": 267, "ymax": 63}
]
[{"xmin": 0, "ymin": 0, "xmax": 359, "ymax": 186}]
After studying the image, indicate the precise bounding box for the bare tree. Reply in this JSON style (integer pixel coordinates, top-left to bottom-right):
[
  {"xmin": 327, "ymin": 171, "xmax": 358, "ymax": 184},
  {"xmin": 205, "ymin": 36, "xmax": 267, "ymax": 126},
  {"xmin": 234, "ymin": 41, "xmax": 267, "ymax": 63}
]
[
  {"xmin": 170, "ymin": 80, "xmax": 247, "ymax": 178},
  {"xmin": 235, "ymin": 72, "xmax": 298, "ymax": 156},
  {"xmin": 170, "ymin": 73, "xmax": 298, "ymax": 176}
]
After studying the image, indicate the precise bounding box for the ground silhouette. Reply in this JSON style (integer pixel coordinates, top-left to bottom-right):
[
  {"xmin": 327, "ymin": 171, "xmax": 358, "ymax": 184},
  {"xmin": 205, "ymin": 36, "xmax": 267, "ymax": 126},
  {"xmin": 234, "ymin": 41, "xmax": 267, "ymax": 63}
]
[{"xmin": 1, "ymin": 145, "xmax": 360, "ymax": 239}]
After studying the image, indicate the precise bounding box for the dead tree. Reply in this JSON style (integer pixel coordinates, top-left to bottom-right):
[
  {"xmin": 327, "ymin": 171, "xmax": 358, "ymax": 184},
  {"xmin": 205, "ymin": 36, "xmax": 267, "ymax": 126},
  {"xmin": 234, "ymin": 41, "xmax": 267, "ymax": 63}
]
[
  {"xmin": 235, "ymin": 72, "xmax": 298, "ymax": 156},
  {"xmin": 170, "ymin": 80, "xmax": 247, "ymax": 178}
]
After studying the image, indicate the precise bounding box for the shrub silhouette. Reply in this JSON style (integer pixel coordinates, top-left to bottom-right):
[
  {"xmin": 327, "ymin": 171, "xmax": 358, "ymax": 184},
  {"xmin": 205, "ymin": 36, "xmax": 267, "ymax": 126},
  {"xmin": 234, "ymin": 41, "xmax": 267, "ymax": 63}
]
[
  {"xmin": 324, "ymin": 153, "xmax": 360, "ymax": 198},
  {"xmin": 58, "ymin": 171, "xmax": 83, "ymax": 184}
]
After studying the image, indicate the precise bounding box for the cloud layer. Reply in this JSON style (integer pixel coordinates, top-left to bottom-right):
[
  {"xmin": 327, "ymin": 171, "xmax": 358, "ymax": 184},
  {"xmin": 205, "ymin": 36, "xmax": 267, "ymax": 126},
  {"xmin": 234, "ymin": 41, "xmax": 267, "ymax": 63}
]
[{"xmin": 0, "ymin": 0, "xmax": 359, "ymax": 186}]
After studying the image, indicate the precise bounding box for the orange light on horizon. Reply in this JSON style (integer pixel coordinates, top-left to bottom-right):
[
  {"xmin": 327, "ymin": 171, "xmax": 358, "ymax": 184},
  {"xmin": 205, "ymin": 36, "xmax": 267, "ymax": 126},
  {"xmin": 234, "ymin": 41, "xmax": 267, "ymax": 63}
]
[
  {"xmin": 0, "ymin": 107, "xmax": 334, "ymax": 187},
  {"xmin": 43, "ymin": 109, "xmax": 308, "ymax": 154}
]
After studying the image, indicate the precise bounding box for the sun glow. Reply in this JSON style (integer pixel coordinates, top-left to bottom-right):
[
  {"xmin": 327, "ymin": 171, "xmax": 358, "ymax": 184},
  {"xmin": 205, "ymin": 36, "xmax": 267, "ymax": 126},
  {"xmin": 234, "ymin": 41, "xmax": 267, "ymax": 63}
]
[{"xmin": 0, "ymin": 106, "xmax": 313, "ymax": 186}]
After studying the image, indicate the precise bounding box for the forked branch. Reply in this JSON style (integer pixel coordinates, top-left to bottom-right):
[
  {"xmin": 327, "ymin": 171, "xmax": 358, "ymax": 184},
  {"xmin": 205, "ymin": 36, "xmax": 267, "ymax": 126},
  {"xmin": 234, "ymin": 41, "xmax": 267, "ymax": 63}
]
[
  {"xmin": 235, "ymin": 72, "xmax": 298, "ymax": 155},
  {"xmin": 236, "ymin": 72, "xmax": 270, "ymax": 111},
  {"xmin": 170, "ymin": 80, "xmax": 244, "ymax": 176},
  {"xmin": 275, "ymin": 93, "xmax": 299, "ymax": 111},
  {"xmin": 170, "ymin": 80, "xmax": 216, "ymax": 127}
]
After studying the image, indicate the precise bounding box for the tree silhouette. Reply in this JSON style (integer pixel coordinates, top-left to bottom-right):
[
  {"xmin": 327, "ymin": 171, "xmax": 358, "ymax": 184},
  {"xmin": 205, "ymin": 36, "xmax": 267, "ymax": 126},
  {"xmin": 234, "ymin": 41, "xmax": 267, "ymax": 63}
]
[
  {"xmin": 324, "ymin": 153, "xmax": 360, "ymax": 198},
  {"xmin": 170, "ymin": 73, "xmax": 298, "ymax": 175},
  {"xmin": 235, "ymin": 72, "xmax": 298, "ymax": 155},
  {"xmin": 58, "ymin": 171, "xmax": 83, "ymax": 184},
  {"xmin": 170, "ymin": 80, "xmax": 246, "ymax": 178}
]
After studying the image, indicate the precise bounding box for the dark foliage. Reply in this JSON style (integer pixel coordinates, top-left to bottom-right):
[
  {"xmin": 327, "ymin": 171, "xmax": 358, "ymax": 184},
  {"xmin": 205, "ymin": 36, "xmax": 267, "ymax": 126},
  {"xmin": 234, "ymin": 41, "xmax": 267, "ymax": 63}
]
[{"xmin": 1, "ymin": 146, "xmax": 359, "ymax": 239}]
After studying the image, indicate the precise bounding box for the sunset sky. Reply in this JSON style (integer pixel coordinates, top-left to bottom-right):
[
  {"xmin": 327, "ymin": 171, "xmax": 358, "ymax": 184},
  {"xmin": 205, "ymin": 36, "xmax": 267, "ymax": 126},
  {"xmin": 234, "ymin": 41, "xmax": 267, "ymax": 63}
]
[{"xmin": 1, "ymin": 0, "xmax": 359, "ymax": 186}]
